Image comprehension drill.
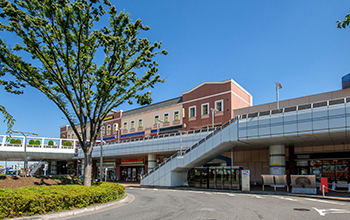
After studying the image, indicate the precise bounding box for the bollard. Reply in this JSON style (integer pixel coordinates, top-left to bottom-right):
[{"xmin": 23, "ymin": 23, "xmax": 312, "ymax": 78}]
[{"xmin": 322, "ymin": 185, "xmax": 325, "ymax": 197}]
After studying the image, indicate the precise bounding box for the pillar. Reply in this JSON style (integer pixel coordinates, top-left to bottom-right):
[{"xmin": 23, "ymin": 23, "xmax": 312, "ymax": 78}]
[
  {"xmin": 74, "ymin": 160, "xmax": 78, "ymax": 176},
  {"xmin": 144, "ymin": 157, "xmax": 148, "ymax": 173},
  {"xmin": 269, "ymin": 145, "xmax": 285, "ymax": 175},
  {"xmin": 288, "ymin": 145, "xmax": 296, "ymax": 175},
  {"xmin": 115, "ymin": 159, "xmax": 121, "ymax": 182},
  {"xmin": 92, "ymin": 160, "xmax": 97, "ymax": 179},
  {"xmin": 51, "ymin": 161, "xmax": 57, "ymax": 175},
  {"xmin": 148, "ymin": 154, "xmax": 156, "ymax": 171}
]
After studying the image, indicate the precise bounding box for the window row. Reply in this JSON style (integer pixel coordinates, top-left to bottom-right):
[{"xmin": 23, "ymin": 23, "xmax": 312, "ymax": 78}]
[
  {"xmin": 121, "ymin": 110, "xmax": 180, "ymax": 130},
  {"xmin": 189, "ymin": 100, "xmax": 223, "ymax": 118}
]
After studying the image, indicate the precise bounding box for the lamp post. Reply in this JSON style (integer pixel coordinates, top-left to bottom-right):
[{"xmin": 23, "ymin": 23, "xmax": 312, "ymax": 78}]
[
  {"xmin": 211, "ymin": 108, "xmax": 218, "ymax": 128},
  {"xmin": 157, "ymin": 120, "xmax": 163, "ymax": 136},
  {"xmin": 13, "ymin": 130, "xmax": 38, "ymax": 177},
  {"xmin": 275, "ymin": 81, "xmax": 282, "ymax": 109},
  {"xmin": 100, "ymin": 122, "xmax": 104, "ymax": 182}
]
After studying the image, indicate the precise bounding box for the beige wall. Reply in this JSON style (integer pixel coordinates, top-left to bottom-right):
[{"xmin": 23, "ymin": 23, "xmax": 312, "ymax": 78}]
[
  {"xmin": 121, "ymin": 103, "xmax": 183, "ymax": 134},
  {"xmin": 234, "ymin": 88, "xmax": 350, "ymax": 116}
]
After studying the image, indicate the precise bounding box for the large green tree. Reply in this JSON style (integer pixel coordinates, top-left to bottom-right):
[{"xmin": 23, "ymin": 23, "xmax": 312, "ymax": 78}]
[
  {"xmin": 0, "ymin": 0, "xmax": 167, "ymax": 186},
  {"xmin": 337, "ymin": 13, "xmax": 350, "ymax": 29},
  {"xmin": 0, "ymin": 69, "xmax": 24, "ymax": 136}
]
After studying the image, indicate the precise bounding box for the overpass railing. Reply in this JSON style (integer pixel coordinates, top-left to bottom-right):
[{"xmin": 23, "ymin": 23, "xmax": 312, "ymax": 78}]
[{"xmin": 143, "ymin": 96, "xmax": 350, "ymax": 179}]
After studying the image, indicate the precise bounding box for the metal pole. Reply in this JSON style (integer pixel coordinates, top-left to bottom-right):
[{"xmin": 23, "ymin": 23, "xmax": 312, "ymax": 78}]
[
  {"xmin": 276, "ymin": 85, "xmax": 279, "ymax": 109},
  {"xmin": 180, "ymin": 131, "xmax": 183, "ymax": 155},
  {"xmin": 100, "ymin": 122, "xmax": 103, "ymax": 181},
  {"xmin": 24, "ymin": 135, "xmax": 27, "ymax": 177},
  {"xmin": 212, "ymin": 110, "xmax": 214, "ymax": 128}
]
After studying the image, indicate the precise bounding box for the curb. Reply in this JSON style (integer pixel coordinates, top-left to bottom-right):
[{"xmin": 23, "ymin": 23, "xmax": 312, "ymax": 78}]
[{"xmin": 11, "ymin": 194, "xmax": 134, "ymax": 220}]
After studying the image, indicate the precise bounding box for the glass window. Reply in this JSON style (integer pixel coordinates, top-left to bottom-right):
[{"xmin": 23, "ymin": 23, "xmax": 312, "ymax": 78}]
[
  {"xmin": 202, "ymin": 103, "xmax": 209, "ymax": 115},
  {"xmin": 154, "ymin": 115, "xmax": 159, "ymax": 124},
  {"xmin": 107, "ymin": 125, "xmax": 111, "ymax": 134},
  {"xmin": 123, "ymin": 122, "xmax": 127, "ymax": 130},
  {"xmin": 174, "ymin": 111, "xmax": 179, "ymax": 121},
  {"xmin": 113, "ymin": 123, "xmax": 118, "ymax": 132},
  {"xmin": 189, "ymin": 106, "xmax": 196, "ymax": 118},
  {"xmin": 101, "ymin": 126, "xmax": 105, "ymax": 134},
  {"xmin": 215, "ymin": 100, "xmax": 223, "ymax": 112},
  {"xmin": 164, "ymin": 113, "xmax": 169, "ymax": 122},
  {"xmin": 131, "ymin": 121, "xmax": 135, "ymax": 129},
  {"xmin": 138, "ymin": 119, "xmax": 143, "ymax": 127}
]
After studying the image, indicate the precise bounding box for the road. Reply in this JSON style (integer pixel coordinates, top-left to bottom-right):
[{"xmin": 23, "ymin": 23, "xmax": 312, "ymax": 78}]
[{"xmin": 63, "ymin": 187, "xmax": 350, "ymax": 220}]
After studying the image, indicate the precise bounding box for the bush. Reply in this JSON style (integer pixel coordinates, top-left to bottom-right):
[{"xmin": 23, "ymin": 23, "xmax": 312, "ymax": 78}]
[
  {"xmin": 63, "ymin": 141, "xmax": 72, "ymax": 147},
  {"xmin": 10, "ymin": 139, "xmax": 21, "ymax": 144},
  {"xmin": 34, "ymin": 140, "xmax": 40, "ymax": 145},
  {"xmin": 0, "ymin": 182, "xmax": 125, "ymax": 219},
  {"xmin": 48, "ymin": 140, "xmax": 54, "ymax": 146},
  {"xmin": 29, "ymin": 139, "xmax": 35, "ymax": 145}
]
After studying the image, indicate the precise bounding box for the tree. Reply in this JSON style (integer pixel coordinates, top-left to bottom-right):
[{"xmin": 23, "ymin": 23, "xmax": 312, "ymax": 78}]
[
  {"xmin": 0, "ymin": 65, "xmax": 25, "ymax": 136},
  {"xmin": 0, "ymin": 0, "xmax": 167, "ymax": 186},
  {"xmin": 337, "ymin": 13, "xmax": 350, "ymax": 29}
]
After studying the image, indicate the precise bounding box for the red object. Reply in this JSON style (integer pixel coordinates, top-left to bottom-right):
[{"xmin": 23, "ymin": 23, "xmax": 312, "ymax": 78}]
[{"xmin": 321, "ymin": 177, "xmax": 328, "ymax": 193}]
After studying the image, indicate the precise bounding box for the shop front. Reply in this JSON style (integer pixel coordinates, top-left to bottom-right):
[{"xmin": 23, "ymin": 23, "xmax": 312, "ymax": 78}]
[
  {"xmin": 295, "ymin": 152, "xmax": 350, "ymax": 183},
  {"xmin": 120, "ymin": 158, "xmax": 145, "ymax": 182}
]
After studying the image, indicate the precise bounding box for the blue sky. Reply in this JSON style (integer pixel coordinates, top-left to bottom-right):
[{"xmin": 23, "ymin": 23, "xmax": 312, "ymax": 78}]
[{"xmin": 1, "ymin": 0, "xmax": 350, "ymax": 139}]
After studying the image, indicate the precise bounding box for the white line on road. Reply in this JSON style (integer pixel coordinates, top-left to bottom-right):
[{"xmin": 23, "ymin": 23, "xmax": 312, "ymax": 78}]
[
  {"xmin": 304, "ymin": 198, "xmax": 345, "ymax": 206},
  {"xmin": 272, "ymin": 196, "xmax": 297, "ymax": 201},
  {"xmin": 313, "ymin": 207, "xmax": 350, "ymax": 216}
]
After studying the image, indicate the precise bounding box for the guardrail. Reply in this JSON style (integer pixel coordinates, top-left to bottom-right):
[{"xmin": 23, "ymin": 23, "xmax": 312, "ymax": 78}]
[
  {"xmin": 142, "ymin": 96, "xmax": 350, "ymax": 179},
  {"xmin": 93, "ymin": 127, "xmax": 216, "ymax": 147}
]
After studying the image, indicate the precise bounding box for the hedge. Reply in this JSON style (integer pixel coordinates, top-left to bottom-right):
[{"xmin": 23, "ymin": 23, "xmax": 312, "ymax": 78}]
[{"xmin": 0, "ymin": 182, "xmax": 125, "ymax": 219}]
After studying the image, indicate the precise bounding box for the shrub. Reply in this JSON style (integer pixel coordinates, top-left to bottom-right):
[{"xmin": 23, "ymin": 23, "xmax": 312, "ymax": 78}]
[
  {"xmin": 0, "ymin": 182, "xmax": 125, "ymax": 219},
  {"xmin": 48, "ymin": 140, "xmax": 54, "ymax": 146},
  {"xmin": 34, "ymin": 140, "xmax": 40, "ymax": 145},
  {"xmin": 15, "ymin": 139, "xmax": 21, "ymax": 144},
  {"xmin": 63, "ymin": 141, "xmax": 72, "ymax": 147},
  {"xmin": 29, "ymin": 139, "xmax": 35, "ymax": 145},
  {"xmin": 10, "ymin": 139, "xmax": 16, "ymax": 144}
]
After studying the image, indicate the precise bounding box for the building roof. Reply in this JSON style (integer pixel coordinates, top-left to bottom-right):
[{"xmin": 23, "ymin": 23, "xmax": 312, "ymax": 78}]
[
  {"xmin": 122, "ymin": 96, "xmax": 183, "ymax": 117},
  {"xmin": 182, "ymin": 79, "xmax": 252, "ymax": 97}
]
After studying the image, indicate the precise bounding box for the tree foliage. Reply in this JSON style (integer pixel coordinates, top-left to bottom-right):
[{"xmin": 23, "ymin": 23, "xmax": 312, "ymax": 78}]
[
  {"xmin": 337, "ymin": 13, "xmax": 350, "ymax": 29},
  {"xmin": 0, "ymin": 0, "xmax": 167, "ymax": 186}
]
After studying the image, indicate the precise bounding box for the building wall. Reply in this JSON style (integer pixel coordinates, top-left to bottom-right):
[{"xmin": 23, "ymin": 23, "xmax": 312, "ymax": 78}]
[
  {"xmin": 120, "ymin": 103, "xmax": 183, "ymax": 138},
  {"xmin": 234, "ymin": 87, "xmax": 350, "ymax": 116},
  {"xmin": 182, "ymin": 79, "xmax": 252, "ymax": 130}
]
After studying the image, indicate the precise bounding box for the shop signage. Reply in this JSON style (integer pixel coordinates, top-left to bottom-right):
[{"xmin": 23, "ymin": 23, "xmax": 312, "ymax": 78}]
[
  {"xmin": 121, "ymin": 158, "xmax": 144, "ymax": 165},
  {"xmin": 104, "ymin": 115, "xmax": 114, "ymax": 121}
]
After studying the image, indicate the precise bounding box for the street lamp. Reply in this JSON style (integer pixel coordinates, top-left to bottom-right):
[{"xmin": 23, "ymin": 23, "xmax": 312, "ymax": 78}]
[
  {"xmin": 211, "ymin": 108, "xmax": 218, "ymax": 128},
  {"xmin": 275, "ymin": 81, "xmax": 282, "ymax": 109},
  {"xmin": 13, "ymin": 130, "xmax": 38, "ymax": 177},
  {"xmin": 157, "ymin": 120, "xmax": 163, "ymax": 136},
  {"xmin": 100, "ymin": 122, "xmax": 104, "ymax": 182}
]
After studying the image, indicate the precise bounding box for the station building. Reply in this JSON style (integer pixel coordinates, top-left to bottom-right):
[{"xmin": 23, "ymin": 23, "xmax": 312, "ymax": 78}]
[
  {"xmin": 60, "ymin": 76, "xmax": 350, "ymax": 185},
  {"xmin": 60, "ymin": 79, "xmax": 252, "ymax": 180}
]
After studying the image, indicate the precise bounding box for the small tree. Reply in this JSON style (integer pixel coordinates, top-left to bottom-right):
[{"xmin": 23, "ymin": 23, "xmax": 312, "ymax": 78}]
[
  {"xmin": 34, "ymin": 140, "xmax": 40, "ymax": 145},
  {"xmin": 48, "ymin": 140, "xmax": 54, "ymax": 146},
  {"xmin": 29, "ymin": 139, "xmax": 35, "ymax": 145},
  {"xmin": 15, "ymin": 139, "xmax": 21, "ymax": 144},
  {"xmin": 0, "ymin": 0, "xmax": 166, "ymax": 186}
]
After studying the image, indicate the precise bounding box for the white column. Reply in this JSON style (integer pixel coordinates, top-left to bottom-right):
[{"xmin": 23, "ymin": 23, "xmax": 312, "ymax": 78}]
[
  {"xmin": 269, "ymin": 145, "xmax": 285, "ymax": 175},
  {"xmin": 148, "ymin": 154, "xmax": 157, "ymax": 170}
]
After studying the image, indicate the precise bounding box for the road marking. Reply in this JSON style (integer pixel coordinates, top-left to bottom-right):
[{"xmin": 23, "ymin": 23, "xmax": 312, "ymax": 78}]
[
  {"xmin": 304, "ymin": 198, "xmax": 345, "ymax": 206},
  {"xmin": 313, "ymin": 207, "xmax": 350, "ymax": 216},
  {"xmin": 226, "ymin": 193, "xmax": 235, "ymax": 197},
  {"xmin": 272, "ymin": 196, "xmax": 297, "ymax": 201},
  {"xmin": 153, "ymin": 189, "xmax": 158, "ymax": 191}
]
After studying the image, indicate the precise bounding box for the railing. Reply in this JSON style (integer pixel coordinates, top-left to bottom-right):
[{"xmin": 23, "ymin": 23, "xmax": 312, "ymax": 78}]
[
  {"xmin": 92, "ymin": 127, "xmax": 216, "ymax": 147},
  {"xmin": 142, "ymin": 96, "xmax": 350, "ymax": 179}
]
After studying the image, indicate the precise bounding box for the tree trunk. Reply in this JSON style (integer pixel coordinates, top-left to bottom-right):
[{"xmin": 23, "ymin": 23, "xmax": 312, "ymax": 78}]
[{"xmin": 83, "ymin": 152, "xmax": 92, "ymax": 186}]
